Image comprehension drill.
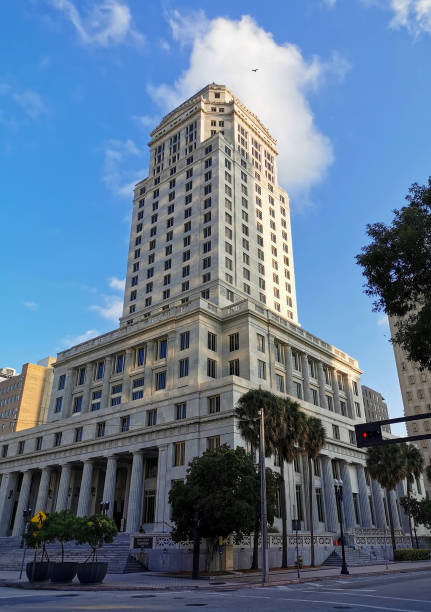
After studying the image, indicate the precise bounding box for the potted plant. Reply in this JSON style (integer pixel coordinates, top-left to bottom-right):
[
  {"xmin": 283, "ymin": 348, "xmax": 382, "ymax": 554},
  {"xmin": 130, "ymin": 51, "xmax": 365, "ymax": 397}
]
[
  {"xmin": 47, "ymin": 510, "xmax": 79, "ymax": 583},
  {"xmin": 75, "ymin": 514, "xmax": 118, "ymax": 584},
  {"xmin": 23, "ymin": 515, "xmax": 51, "ymax": 582}
]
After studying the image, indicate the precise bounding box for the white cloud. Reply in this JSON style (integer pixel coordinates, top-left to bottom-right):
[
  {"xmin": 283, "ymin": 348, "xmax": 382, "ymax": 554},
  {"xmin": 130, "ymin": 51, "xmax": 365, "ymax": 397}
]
[
  {"xmin": 0, "ymin": 83, "xmax": 47, "ymax": 120},
  {"xmin": 149, "ymin": 13, "xmax": 349, "ymax": 196},
  {"xmin": 90, "ymin": 295, "xmax": 123, "ymax": 321},
  {"xmin": 60, "ymin": 328, "xmax": 100, "ymax": 348},
  {"xmin": 109, "ymin": 276, "xmax": 125, "ymax": 291},
  {"xmin": 323, "ymin": 0, "xmax": 337, "ymax": 7},
  {"xmin": 102, "ymin": 138, "xmax": 146, "ymax": 198},
  {"xmin": 389, "ymin": 0, "xmax": 431, "ymax": 35},
  {"xmin": 133, "ymin": 114, "xmax": 161, "ymax": 128},
  {"xmin": 49, "ymin": 0, "xmax": 145, "ymax": 47},
  {"xmin": 23, "ymin": 301, "xmax": 38, "ymax": 310}
]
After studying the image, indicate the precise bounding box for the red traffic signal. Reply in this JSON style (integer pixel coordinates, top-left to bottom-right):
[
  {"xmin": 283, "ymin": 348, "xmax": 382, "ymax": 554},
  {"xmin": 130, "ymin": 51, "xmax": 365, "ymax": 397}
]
[{"xmin": 355, "ymin": 423, "xmax": 383, "ymax": 447}]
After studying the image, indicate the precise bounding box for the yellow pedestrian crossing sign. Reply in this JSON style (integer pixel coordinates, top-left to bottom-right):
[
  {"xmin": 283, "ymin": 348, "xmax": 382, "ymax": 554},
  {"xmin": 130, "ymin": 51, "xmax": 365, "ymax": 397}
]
[{"xmin": 30, "ymin": 510, "xmax": 46, "ymax": 529}]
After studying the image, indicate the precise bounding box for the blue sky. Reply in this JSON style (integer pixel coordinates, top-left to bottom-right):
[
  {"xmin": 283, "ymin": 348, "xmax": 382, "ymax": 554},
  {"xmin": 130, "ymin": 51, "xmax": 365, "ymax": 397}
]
[{"xmin": 1, "ymin": 0, "xmax": 431, "ymax": 435}]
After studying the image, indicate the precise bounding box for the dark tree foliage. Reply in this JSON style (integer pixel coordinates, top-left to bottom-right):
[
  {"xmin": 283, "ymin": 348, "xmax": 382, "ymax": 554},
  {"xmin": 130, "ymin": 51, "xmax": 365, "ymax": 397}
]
[
  {"xmin": 168, "ymin": 444, "xmax": 277, "ymax": 543},
  {"xmin": 356, "ymin": 178, "xmax": 431, "ymax": 370}
]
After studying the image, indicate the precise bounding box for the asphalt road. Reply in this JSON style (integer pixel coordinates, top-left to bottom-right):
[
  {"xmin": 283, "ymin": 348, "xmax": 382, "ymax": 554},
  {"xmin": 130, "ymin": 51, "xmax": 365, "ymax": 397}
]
[{"xmin": 0, "ymin": 570, "xmax": 430, "ymax": 611}]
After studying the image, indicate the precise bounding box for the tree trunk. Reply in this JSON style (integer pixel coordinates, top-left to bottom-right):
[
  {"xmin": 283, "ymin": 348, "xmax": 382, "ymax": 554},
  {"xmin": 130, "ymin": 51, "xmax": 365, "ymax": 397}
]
[
  {"xmin": 407, "ymin": 487, "xmax": 414, "ymax": 548},
  {"xmin": 308, "ymin": 456, "xmax": 315, "ymax": 567},
  {"xmin": 251, "ymin": 511, "xmax": 259, "ymax": 570},
  {"xmin": 386, "ymin": 489, "xmax": 396, "ymax": 558},
  {"xmin": 279, "ymin": 458, "xmax": 288, "ymax": 568}
]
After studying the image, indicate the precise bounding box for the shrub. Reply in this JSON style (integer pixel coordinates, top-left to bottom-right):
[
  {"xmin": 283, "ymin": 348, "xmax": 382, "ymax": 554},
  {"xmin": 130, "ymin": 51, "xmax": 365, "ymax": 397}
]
[
  {"xmin": 75, "ymin": 515, "xmax": 118, "ymax": 562},
  {"xmin": 393, "ymin": 548, "xmax": 430, "ymax": 561}
]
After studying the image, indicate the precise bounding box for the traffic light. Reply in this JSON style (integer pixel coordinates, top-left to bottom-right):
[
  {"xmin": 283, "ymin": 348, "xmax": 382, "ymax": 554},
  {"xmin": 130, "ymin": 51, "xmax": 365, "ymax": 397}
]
[{"xmin": 355, "ymin": 422, "xmax": 383, "ymax": 448}]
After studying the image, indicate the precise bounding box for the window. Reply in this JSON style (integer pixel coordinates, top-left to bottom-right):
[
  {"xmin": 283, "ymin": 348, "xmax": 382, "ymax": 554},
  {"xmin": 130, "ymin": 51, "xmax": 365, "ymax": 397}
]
[
  {"xmin": 353, "ymin": 381, "xmax": 359, "ymax": 395},
  {"xmin": 174, "ymin": 441, "xmax": 185, "ymax": 466},
  {"xmin": 275, "ymin": 374, "xmax": 284, "ymax": 392},
  {"xmin": 73, "ymin": 396, "xmax": 83, "ymax": 413},
  {"xmin": 353, "ymin": 493, "xmax": 360, "ymax": 524},
  {"xmin": 308, "ymin": 359, "xmax": 316, "ymax": 378},
  {"xmin": 96, "ymin": 361, "xmax": 104, "ymax": 380},
  {"xmin": 316, "ymin": 488, "xmax": 325, "ymax": 522},
  {"xmin": 208, "ymin": 332, "xmax": 217, "ymax": 351},
  {"xmin": 203, "ymin": 241, "xmax": 211, "ymax": 253},
  {"xmin": 229, "ymin": 333, "xmax": 239, "ymax": 351},
  {"xmin": 179, "ymin": 358, "xmax": 189, "ymax": 378},
  {"xmin": 292, "ymin": 351, "xmax": 301, "ymax": 372},
  {"xmin": 91, "ymin": 390, "xmax": 101, "ymax": 411},
  {"xmin": 176, "ymin": 402, "xmax": 187, "ymax": 420},
  {"xmin": 55, "ymin": 397, "xmax": 63, "ymax": 413},
  {"xmin": 183, "ymin": 250, "xmax": 190, "ymax": 262},
  {"xmin": 58, "ymin": 374, "xmax": 66, "ymax": 390},
  {"xmin": 77, "ymin": 367, "xmax": 86, "ymax": 385},
  {"xmin": 294, "ymin": 382, "xmax": 303, "ymax": 400},
  {"xmin": 332, "ymin": 424, "xmax": 340, "ymax": 440},
  {"xmin": 18, "ymin": 440, "xmax": 25, "ymax": 455},
  {"xmin": 203, "ymin": 256, "xmax": 211, "ymax": 269},
  {"xmin": 54, "ymin": 432, "xmax": 62, "ymax": 447},
  {"xmin": 324, "ymin": 367, "xmax": 332, "ymax": 385},
  {"xmin": 137, "ymin": 346, "xmax": 146, "ymax": 367},
  {"xmin": 75, "ymin": 427, "xmax": 83, "ymax": 442},
  {"xmin": 340, "ymin": 401, "xmax": 347, "ymax": 416},
  {"xmin": 96, "ymin": 422, "xmax": 105, "ymax": 438},
  {"xmin": 349, "ymin": 430, "xmax": 356, "ymax": 445},
  {"xmin": 208, "ymin": 395, "xmax": 220, "ymax": 414},
  {"xmin": 207, "ymin": 435, "xmax": 220, "ymax": 451},
  {"xmin": 155, "ymin": 371, "xmax": 166, "ymax": 390},
  {"xmin": 337, "ymin": 373, "xmax": 345, "ymax": 391},
  {"xmin": 180, "ymin": 331, "xmax": 190, "ymax": 350},
  {"xmin": 147, "ymin": 409, "xmax": 157, "ymax": 426},
  {"xmin": 229, "ymin": 359, "xmax": 240, "ymax": 376},
  {"xmin": 257, "ymin": 334, "xmax": 265, "ymax": 352},
  {"xmin": 313, "ymin": 457, "xmax": 321, "ymax": 476},
  {"xmin": 312, "ymin": 389, "xmax": 319, "ymax": 406},
  {"xmin": 326, "ymin": 395, "xmax": 334, "ymax": 411},
  {"xmin": 156, "ymin": 338, "xmax": 168, "ymax": 359},
  {"xmin": 36, "ymin": 436, "xmax": 43, "ymax": 451},
  {"xmin": 116, "ymin": 354, "xmax": 124, "ymax": 373},
  {"xmin": 207, "ymin": 358, "xmax": 217, "ymax": 378},
  {"xmin": 257, "ymin": 360, "xmax": 266, "ymax": 379}
]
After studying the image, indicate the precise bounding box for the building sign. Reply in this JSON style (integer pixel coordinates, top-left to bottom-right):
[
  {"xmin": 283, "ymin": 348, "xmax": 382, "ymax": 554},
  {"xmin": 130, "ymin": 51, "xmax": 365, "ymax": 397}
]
[{"xmin": 134, "ymin": 536, "xmax": 153, "ymax": 549}]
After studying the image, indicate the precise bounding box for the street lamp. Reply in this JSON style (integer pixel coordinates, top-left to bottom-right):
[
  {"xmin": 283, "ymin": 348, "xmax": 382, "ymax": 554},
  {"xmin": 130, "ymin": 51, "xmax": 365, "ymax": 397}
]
[
  {"xmin": 334, "ymin": 479, "xmax": 349, "ymax": 575},
  {"xmin": 99, "ymin": 501, "xmax": 110, "ymax": 515},
  {"xmin": 19, "ymin": 507, "xmax": 33, "ymax": 579}
]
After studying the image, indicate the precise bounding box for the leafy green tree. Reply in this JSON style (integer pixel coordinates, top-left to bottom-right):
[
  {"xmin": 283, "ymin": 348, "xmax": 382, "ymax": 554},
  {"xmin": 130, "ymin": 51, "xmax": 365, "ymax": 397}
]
[
  {"xmin": 75, "ymin": 515, "xmax": 118, "ymax": 562},
  {"xmin": 169, "ymin": 444, "xmax": 277, "ymax": 567},
  {"xmin": 366, "ymin": 444, "xmax": 408, "ymax": 556},
  {"xmin": 44, "ymin": 510, "xmax": 79, "ymax": 563},
  {"xmin": 356, "ymin": 178, "xmax": 431, "ymax": 370},
  {"xmin": 303, "ymin": 416, "xmax": 326, "ymax": 567},
  {"xmin": 235, "ymin": 389, "xmax": 284, "ymax": 568},
  {"xmin": 401, "ymin": 444, "xmax": 424, "ymax": 547}
]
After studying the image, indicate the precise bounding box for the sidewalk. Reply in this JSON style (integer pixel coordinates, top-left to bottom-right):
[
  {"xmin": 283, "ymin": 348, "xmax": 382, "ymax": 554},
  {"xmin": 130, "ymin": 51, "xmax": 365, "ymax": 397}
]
[{"xmin": 0, "ymin": 560, "xmax": 430, "ymax": 591}]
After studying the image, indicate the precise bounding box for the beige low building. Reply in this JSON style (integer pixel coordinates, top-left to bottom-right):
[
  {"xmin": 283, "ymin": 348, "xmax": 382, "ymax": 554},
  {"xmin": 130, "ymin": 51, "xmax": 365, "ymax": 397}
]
[{"xmin": 0, "ymin": 358, "xmax": 55, "ymax": 435}]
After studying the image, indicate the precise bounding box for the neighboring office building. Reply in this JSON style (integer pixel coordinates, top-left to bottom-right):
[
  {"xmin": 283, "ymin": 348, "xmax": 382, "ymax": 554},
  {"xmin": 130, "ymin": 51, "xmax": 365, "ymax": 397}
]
[
  {"xmin": 0, "ymin": 86, "xmax": 421, "ymax": 567},
  {"xmin": 390, "ymin": 318, "xmax": 431, "ymax": 496},
  {"xmin": 0, "ymin": 368, "xmax": 16, "ymax": 382},
  {"xmin": 362, "ymin": 385, "xmax": 391, "ymax": 433},
  {"xmin": 0, "ymin": 358, "xmax": 56, "ymax": 435}
]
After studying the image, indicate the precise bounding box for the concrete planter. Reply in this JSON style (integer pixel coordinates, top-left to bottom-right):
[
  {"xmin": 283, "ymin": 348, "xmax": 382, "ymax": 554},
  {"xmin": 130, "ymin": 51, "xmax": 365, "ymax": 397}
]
[
  {"xmin": 77, "ymin": 562, "xmax": 108, "ymax": 584},
  {"xmin": 49, "ymin": 562, "xmax": 78, "ymax": 583},
  {"xmin": 25, "ymin": 561, "xmax": 50, "ymax": 582}
]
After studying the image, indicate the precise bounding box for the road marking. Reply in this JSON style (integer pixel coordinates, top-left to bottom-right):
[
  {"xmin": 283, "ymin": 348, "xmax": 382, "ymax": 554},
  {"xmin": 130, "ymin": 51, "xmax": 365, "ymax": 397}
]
[{"xmin": 322, "ymin": 593, "xmax": 430, "ymax": 604}]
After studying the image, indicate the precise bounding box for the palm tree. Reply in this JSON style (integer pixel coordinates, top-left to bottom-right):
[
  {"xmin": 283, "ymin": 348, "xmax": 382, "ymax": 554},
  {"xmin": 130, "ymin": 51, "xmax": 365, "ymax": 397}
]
[
  {"xmin": 366, "ymin": 445, "xmax": 407, "ymax": 557},
  {"xmin": 235, "ymin": 389, "xmax": 282, "ymax": 569},
  {"xmin": 401, "ymin": 444, "xmax": 424, "ymax": 547},
  {"xmin": 275, "ymin": 398, "xmax": 308, "ymax": 568},
  {"xmin": 303, "ymin": 416, "xmax": 326, "ymax": 567}
]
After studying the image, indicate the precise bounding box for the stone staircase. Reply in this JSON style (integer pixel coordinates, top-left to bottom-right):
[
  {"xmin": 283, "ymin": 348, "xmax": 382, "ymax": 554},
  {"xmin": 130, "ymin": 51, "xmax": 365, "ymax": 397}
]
[
  {"xmin": 0, "ymin": 532, "xmax": 142, "ymax": 574},
  {"xmin": 323, "ymin": 546, "xmax": 389, "ymax": 567}
]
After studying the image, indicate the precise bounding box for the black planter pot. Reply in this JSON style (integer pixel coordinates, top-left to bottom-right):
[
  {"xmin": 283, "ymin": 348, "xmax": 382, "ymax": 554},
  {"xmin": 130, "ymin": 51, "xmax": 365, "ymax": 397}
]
[
  {"xmin": 77, "ymin": 562, "xmax": 108, "ymax": 584},
  {"xmin": 49, "ymin": 562, "xmax": 78, "ymax": 583},
  {"xmin": 25, "ymin": 561, "xmax": 50, "ymax": 582}
]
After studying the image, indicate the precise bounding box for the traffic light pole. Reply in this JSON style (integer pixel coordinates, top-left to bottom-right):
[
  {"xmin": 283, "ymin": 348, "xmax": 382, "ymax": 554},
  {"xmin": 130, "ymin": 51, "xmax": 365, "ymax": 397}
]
[{"xmin": 355, "ymin": 412, "xmax": 431, "ymax": 447}]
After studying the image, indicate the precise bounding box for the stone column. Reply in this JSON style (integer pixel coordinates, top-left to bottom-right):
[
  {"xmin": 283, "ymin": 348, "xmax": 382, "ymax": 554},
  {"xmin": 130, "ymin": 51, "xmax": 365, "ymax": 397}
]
[
  {"xmin": 35, "ymin": 468, "xmax": 51, "ymax": 512},
  {"xmin": 317, "ymin": 362, "xmax": 328, "ymax": 410},
  {"xmin": 55, "ymin": 464, "xmax": 72, "ymax": 511},
  {"xmin": 331, "ymin": 368, "xmax": 341, "ymax": 414},
  {"xmin": 397, "ymin": 481, "xmax": 410, "ymax": 533},
  {"xmin": 389, "ymin": 490, "xmax": 401, "ymax": 529},
  {"xmin": 285, "ymin": 345, "xmax": 294, "ymax": 396},
  {"xmin": 371, "ymin": 480, "xmax": 386, "ymax": 528},
  {"xmin": 12, "ymin": 471, "xmax": 33, "ymax": 537},
  {"xmin": 122, "ymin": 349, "xmax": 134, "ymax": 403},
  {"xmin": 155, "ymin": 445, "xmax": 169, "ymax": 527},
  {"xmin": 102, "ymin": 456, "xmax": 117, "ymax": 518},
  {"xmin": 301, "ymin": 353, "xmax": 311, "ymax": 403},
  {"xmin": 81, "ymin": 367, "xmax": 93, "ymax": 414},
  {"xmin": 166, "ymin": 332, "xmax": 177, "ymax": 389},
  {"xmin": 340, "ymin": 462, "xmax": 356, "ymax": 529},
  {"xmin": 101, "ymin": 356, "xmax": 113, "ymax": 410},
  {"xmin": 77, "ymin": 461, "xmax": 94, "ymax": 517},
  {"xmin": 144, "ymin": 342, "xmax": 154, "ymax": 398},
  {"xmin": 126, "ymin": 452, "xmax": 144, "ymax": 532},
  {"xmin": 62, "ymin": 368, "xmax": 75, "ymax": 417},
  {"xmin": 356, "ymin": 465, "xmax": 372, "ymax": 528},
  {"xmin": 321, "ymin": 457, "xmax": 338, "ymax": 532},
  {"xmin": 0, "ymin": 472, "xmax": 18, "ymax": 536},
  {"xmin": 345, "ymin": 376, "xmax": 355, "ymax": 419}
]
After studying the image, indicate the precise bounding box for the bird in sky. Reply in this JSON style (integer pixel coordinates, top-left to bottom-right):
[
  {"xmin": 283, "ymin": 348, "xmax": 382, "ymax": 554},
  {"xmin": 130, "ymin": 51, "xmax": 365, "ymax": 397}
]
[{"xmin": 251, "ymin": 68, "xmax": 259, "ymax": 72}]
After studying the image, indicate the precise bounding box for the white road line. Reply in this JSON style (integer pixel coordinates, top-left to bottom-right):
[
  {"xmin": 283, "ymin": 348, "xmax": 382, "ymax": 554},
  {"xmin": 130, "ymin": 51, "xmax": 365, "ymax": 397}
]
[
  {"xmin": 322, "ymin": 592, "xmax": 430, "ymax": 604},
  {"xmin": 0, "ymin": 593, "xmax": 52, "ymax": 599},
  {"xmin": 277, "ymin": 596, "xmax": 424, "ymax": 612}
]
